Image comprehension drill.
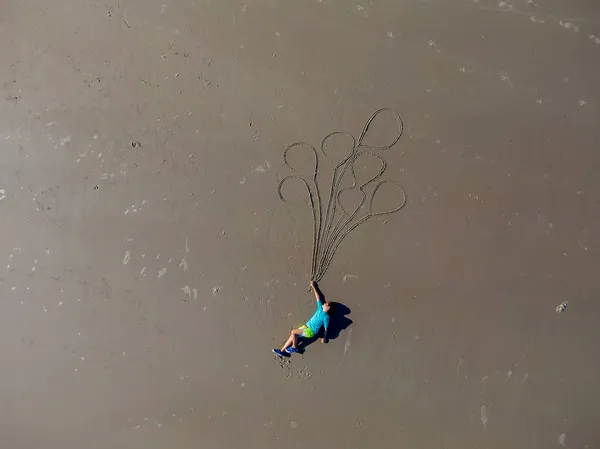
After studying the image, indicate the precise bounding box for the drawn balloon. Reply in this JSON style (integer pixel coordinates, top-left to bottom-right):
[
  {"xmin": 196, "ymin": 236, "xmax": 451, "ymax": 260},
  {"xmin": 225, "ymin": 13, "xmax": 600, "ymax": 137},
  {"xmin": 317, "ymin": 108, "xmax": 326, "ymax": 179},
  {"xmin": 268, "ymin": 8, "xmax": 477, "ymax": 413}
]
[{"xmin": 277, "ymin": 108, "xmax": 407, "ymax": 282}]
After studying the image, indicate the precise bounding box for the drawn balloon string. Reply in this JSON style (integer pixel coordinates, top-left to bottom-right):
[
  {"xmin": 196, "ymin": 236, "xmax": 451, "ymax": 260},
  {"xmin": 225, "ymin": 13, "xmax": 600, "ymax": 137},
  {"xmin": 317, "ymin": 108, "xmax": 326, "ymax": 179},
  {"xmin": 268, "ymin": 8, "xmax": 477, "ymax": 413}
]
[{"xmin": 278, "ymin": 108, "xmax": 407, "ymax": 282}]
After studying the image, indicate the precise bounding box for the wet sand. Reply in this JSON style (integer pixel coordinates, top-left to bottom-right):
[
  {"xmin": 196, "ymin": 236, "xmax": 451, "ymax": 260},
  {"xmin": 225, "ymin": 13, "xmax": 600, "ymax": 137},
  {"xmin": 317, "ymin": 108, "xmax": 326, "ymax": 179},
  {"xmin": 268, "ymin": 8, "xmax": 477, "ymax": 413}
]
[{"xmin": 1, "ymin": 1, "xmax": 599, "ymax": 448}]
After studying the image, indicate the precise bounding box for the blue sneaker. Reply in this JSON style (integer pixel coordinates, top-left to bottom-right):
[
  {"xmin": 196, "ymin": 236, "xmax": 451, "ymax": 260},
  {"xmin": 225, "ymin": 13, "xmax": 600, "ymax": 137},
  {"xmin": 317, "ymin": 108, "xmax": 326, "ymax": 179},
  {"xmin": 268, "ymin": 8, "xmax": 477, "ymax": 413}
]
[
  {"xmin": 285, "ymin": 347, "xmax": 299, "ymax": 354},
  {"xmin": 272, "ymin": 349, "xmax": 284, "ymax": 357}
]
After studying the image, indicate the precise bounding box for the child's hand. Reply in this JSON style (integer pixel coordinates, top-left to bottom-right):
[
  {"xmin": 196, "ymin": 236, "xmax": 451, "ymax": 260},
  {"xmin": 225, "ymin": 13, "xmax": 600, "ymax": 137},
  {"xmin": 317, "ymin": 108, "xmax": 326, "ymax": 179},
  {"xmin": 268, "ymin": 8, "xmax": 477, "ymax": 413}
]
[
  {"xmin": 320, "ymin": 338, "xmax": 326, "ymax": 343},
  {"xmin": 310, "ymin": 280, "xmax": 316, "ymax": 288}
]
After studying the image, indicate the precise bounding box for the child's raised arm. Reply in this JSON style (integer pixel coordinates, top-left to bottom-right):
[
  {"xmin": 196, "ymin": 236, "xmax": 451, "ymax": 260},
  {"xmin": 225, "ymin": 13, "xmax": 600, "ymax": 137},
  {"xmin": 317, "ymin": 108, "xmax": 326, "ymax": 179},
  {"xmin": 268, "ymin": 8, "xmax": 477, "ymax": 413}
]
[{"xmin": 310, "ymin": 280, "xmax": 324, "ymax": 303}]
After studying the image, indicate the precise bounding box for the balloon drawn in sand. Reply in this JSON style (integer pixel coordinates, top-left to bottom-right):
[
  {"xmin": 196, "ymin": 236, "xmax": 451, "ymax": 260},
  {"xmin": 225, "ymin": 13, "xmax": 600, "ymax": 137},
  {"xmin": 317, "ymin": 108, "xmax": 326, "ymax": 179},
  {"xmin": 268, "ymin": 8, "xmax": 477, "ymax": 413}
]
[{"xmin": 277, "ymin": 108, "xmax": 407, "ymax": 282}]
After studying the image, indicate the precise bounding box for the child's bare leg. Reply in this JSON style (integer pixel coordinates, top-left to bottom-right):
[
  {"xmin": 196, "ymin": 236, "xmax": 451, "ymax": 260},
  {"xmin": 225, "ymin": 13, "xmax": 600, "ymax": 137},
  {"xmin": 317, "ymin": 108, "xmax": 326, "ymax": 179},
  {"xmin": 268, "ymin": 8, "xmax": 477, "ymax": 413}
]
[
  {"xmin": 281, "ymin": 329, "xmax": 302, "ymax": 351},
  {"xmin": 280, "ymin": 334, "xmax": 293, "ymax": 351}
]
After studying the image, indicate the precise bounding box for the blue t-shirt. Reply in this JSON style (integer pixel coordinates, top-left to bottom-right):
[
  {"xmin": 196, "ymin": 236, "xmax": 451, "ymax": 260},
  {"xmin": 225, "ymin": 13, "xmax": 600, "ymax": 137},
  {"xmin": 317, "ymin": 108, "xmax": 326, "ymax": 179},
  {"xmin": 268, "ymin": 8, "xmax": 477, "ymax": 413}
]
[{"xmin": 306, "ymin": 300, "xmax": 330, "ymax": 334}]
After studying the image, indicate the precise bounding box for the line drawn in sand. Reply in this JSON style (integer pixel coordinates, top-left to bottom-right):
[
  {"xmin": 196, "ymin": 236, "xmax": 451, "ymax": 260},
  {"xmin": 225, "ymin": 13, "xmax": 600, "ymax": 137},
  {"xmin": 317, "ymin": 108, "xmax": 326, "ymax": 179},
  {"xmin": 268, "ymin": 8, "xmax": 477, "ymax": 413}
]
[{"xmin": 277, "ymin": 108, "xmax": 407, "ymax": 282}]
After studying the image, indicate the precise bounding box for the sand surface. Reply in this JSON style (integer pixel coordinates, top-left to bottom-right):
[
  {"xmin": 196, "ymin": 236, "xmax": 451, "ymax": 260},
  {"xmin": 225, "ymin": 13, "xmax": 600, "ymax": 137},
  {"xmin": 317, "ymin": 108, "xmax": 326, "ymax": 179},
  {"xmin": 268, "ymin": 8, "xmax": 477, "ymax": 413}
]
[{"xmin": 1, "ymin": 1, "xmax": 599, "ymax": 448}]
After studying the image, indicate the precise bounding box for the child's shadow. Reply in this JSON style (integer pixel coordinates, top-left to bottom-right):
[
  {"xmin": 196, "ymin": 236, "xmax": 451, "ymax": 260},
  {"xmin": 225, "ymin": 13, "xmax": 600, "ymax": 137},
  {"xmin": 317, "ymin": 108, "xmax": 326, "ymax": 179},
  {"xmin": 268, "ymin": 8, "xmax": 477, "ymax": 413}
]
[{"xmin": 298, "ymin": 302, "xmax": 353, "ymax": 352}]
